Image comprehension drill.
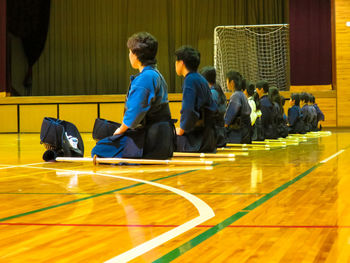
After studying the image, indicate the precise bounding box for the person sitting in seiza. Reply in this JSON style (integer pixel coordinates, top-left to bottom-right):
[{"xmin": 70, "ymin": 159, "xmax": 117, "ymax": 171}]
[
  {"xmin": 224, "ymin": 71, "xmax": 252, "ymax": 144},
  {"xmin": 300, "ymin": 92, "xmax": 313, "ymax": 133},
  {"xmin": 288, "ymin": 93, "xmax": 305, "ymax": 134},
  {"xmin": 91, "ymin": 32, "xmax": 175, "ymax": 160},
  {"xmin": 244, "ymin": 82, "xmax": 264, "ymax": 141},
  {"xmin": 175, "ymin": 46, "xmax": 218, "ymax": 153},
  {"xmin": 268, "ymin": 86, "xmax": 288, "ymax": 138},
  {"xmin": 307, "ymin": 93, "xmax": 318, "ymax": 131},
  {"xmin": 256, "ymin": 80, "xmax": 275, "ymax": 139},
  {"xmin": 200, "ymin": 66, "xmax": 227, "ymax": 126},
  {"xmin": 200, "ymin": 66, "xmax": 227, "ymax": 147}
]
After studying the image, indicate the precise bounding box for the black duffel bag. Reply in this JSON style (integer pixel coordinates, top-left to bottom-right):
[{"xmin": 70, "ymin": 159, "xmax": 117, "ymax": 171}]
[{"xmin": 40, "ymin": 117, "xmax": 84, "ymax": 161}]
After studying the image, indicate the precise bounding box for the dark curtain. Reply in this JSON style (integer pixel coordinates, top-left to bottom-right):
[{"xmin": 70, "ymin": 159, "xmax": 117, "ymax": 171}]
[
  {"xmin": 289, "ymin": 0, "xmax": 332, "ymax": 85},
  {"xmin": 7, "ymin": 0, "xmax": 51, "ymax": 94},
  {"xmin": 0, "ymin": 0, "xmax": 6, "ymax": 93},
  {"xmin": 32, "ymin": 0, "xmax": 288, "ymax": 95}
]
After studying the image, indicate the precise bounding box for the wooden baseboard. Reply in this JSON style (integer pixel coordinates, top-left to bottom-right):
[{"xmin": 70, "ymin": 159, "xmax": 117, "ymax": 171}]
[{"xmin": 290, "ymin": 85, "xmax": 333, "ymax": 92}]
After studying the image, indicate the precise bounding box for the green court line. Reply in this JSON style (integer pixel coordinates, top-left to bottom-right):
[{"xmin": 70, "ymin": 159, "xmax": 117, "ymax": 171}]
[
  {"xmin": 153, "ymin": 162, "xmax": 326, "ymax": 262},
  {"xmin": 0, "ymin": 169, "xmax": 196, "ymax": 222},
  {"xmin": 242, "ymin": 164, "xmax": 321, "ymax": 211}
]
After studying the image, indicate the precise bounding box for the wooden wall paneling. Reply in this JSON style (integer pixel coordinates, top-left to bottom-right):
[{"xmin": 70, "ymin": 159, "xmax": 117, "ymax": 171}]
[
  {"xmin": 0, "ymin": 105, "xmax": 17, "ymax": 132},
  {"xmin": 99, "ymin": 103, "xmax": 124, "ymax": 124},
  {"xmin": 20, "ymin": 105, "xmax": 57, "ymax": 132},
  {"xmin": 335, "ymin": 0, "xmax": 350, "ymax": 126},
  {"xmin": 59, "ymin": 104, "xmax": 98, "ymax": 132}
]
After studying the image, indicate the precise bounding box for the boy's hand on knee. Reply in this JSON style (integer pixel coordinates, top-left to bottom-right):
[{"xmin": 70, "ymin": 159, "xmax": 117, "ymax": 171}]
[
  {"xmin": 113, "ymin": 123, "xmax": 128, "ymax": 135},
  {"xmin": 113, "ymin": 128, "xmax": 122, "ymax": 135},
  {"xmin": 176, "ymin": 127, "xmax": 185, "ymax": 136}
]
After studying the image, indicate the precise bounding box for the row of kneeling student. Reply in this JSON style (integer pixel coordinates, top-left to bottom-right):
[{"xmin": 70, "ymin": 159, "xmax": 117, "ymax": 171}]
[
  {"xmin": 92, "ymin": 32, "xmax": 325, "ymax": 159},
  {"xmin": 200, "ymin": 69, "xmax": 325, "ymax": 147},
  {"xmin": 92, "ymin": 32, "xmax": 218, "ymax": 160},
  {"xmin": 41, "ymin": 31, "xmax": 325, "ymax": 161}
]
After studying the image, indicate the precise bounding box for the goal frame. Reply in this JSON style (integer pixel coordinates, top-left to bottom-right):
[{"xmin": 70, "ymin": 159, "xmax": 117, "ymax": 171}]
[{"xmin": 214, "ymin": 24, "xmax": 290, "ymax": 91}]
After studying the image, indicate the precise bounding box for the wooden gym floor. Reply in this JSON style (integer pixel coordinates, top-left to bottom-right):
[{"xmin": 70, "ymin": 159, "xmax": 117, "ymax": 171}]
[{"xmin": 0, "ymin": 131, "xmax": 350, "ymax": 262}]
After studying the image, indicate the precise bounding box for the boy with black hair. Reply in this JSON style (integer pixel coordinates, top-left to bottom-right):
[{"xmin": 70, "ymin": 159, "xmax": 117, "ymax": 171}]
[
  {"xmin": 200, "ymin": 66, "xmax": 227, "ymax": 147},
  {"xmin": 200, "ymin": 66, "xmax": 227, "ymax": 126},
  {"xmin": 308, "ymin": 93, "xmax": 318, "ymax": 131},
  {"xmin": 256, "ymin": 80, "xmax": 275, "ymax": 139},
  {"xmin": 288, "ymin": 93, "xmax": 305, "ymax": 134},
  {"xmin": 175, "ymin": 46, "xmax": 218, "ymax": 152},
  {"xmin": 280, "ymin": 95, "xmax": 288, "ymax": 124},
  {"xmin": 269, "ymin": 87, "xmax": 288, "ymax": 138},
  {"xmin": 246, "ymin": 82, "xmax": 264, "ymax": 141},
  {"xmin": 310, "ymin": 94, "xmax": 325, "ymax": 130},
  {"xmin": 224, "ymin": 71, "xmax": 252, "ymax": 143},
  {"xmin": 245, "ymin": 82, "xmax": 261, "ymax": 127},
  {"xmin": 91, "ymin": 32, "xmax": 175, "ymax": 160},
  {"xmin": 300, "ymin": 92, "xmax": 313, "ymax": 132}
]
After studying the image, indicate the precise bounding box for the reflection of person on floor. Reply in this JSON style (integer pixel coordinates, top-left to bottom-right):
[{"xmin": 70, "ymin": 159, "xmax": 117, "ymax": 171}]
[
  {"xmin": 91, "ymin": 32, "xmax": 175, "ymax": 159},
  {"xmin": 250, "ymin": 162, "xmax": 262, "ymax": 191},
  {"xmin": 114, "ymin": 193, "xmax": 150, "ymax": 260}
]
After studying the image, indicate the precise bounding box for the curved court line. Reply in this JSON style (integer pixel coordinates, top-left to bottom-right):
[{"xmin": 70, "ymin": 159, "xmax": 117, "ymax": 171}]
[
  {"xmin": 95, "ymin": 172, "xmax": 215, "ymax": 263},
  {"xmin": 0, "ymin": 162, "xmax": 46, "ymax": 170},
  {"xmin": 154, "ymin": 147, "xmax": 348, "ymax": 262},
  {"xmin": 21, "ymin": 165, "xmax": 215, "ymax": 263}
]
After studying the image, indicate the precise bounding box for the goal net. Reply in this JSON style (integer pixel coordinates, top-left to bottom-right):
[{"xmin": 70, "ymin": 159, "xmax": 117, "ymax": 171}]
[{"xmin": 214, "ymin": 24, "xmax": 290, "ymax": 91}]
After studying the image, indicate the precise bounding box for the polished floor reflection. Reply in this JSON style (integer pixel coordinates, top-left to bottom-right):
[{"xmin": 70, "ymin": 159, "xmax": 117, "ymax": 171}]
[{"xmin": 0, "ymin": 131, "xmax": 349, "ymax": 262}]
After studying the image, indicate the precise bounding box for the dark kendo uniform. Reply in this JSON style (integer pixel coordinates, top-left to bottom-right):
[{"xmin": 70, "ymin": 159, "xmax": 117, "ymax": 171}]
[
  {"xmin": 91, "ymin": 65, "xmax": 175, "ymax": 159},
  {"xmin": 176, "ymin": 72, "xmax": 218, "ymax": 153},
  {"xmin": 288, "ymin": 105, "xmax": 305, "ymax": 134},
  {"xmin": 313, "ymin": 103, "xmax": 325, "ymax": 130},
  {"xmin": 308, "ymin": 105, "xmax": 318, "ymax": 131},
  {"xmin": 224, "ymin": 91, "xmax": 252, "ymax": 144},
  {"xmin": 210, "ymin": 85, "xmax": 227, "ymax": 147},
  {"xmin": 301, "ymin": 104, "xmax": 312, "ymax": 133},
  {"xmin": 272, "ymin": 102, "xmax": 288, "ymax": 138},
  {"xmin": 260, "ymin": 95, "xmax": 277, "ymax": 139}
]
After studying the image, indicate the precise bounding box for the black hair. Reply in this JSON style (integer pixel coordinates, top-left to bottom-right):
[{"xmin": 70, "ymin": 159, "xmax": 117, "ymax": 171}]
[
  {"xmin": 300, "ymin": 92, "xmax": 310, "ymax": 103},
  {"xmin": 281, "ymin": 95, "xmax": 286, "ymax": 106},
  {"xmin": 310, "ymin": 94, "xmax": 315, "ymax": 104},
  {"xmin": 253, "ymin": 92, "xmax": 261, "ymax": 110},
  {"xmin": 127, "ymin": 32, "xmax": 158, "ymax": 66},
  {"xmin": 269, "ymin": 86, "xmax": 283, "ymax": 114},
  {"xmin": 200, "ymin": 66, "xmax": 216, "ymax": 85},
  {"xmin": 246, "ymin": 82, "xmax": 255, "ymax": 97},
  {"xmin": 241, "ymin": 79, "xmax": 248, "ymax": 91},
  {"xmin": 200, "ymin": 66, "xmax": 226, "ymax": 105},
  {"xmin": 256, "ymin": 80, "xmax": 269, "ymax": 93},
  {"xmin": 291, "ymin": 93, "xmax": 300, "ymax": 106},
  {"xmin": 175, "ymin": 46, "xmax": 200, "ymax": 72},
  {"xmin": 226, "ymin": 70, "xmax": 242, "ymax": 91},
  {"xmin": 212, "ymin": 83, "xmax": 227, "ymax": 106}
]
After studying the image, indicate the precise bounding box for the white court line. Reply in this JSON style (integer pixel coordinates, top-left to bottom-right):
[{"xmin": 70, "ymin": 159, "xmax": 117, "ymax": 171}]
[
  {"xmin": 320, "ymin": 150, "xmax": 345, "ymax": 164},
  {"xmin": 24, "ymin": 165, "xmax": 215, "ymax": 263},
  {"xmin": 0, "ymin": 162, "xmax": 46, "ymax": 170}
]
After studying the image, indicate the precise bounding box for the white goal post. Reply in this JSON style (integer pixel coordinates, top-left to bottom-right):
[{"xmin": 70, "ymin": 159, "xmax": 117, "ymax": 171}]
[{"xmin": 214, "ymin": 24, "xmax": 290, "ymax": 91}]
